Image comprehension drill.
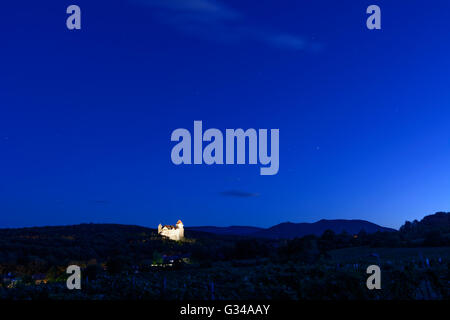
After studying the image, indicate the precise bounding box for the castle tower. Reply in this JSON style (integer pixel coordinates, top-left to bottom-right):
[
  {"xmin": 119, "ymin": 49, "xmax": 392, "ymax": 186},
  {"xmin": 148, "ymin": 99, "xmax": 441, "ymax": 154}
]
[
  {"xmin": 158, "ymin": 223, "xmax": 162, "ymax": 234},
  {"xmin": 176, "ymin": 220, "xmax": 184, "ymax": 238}
]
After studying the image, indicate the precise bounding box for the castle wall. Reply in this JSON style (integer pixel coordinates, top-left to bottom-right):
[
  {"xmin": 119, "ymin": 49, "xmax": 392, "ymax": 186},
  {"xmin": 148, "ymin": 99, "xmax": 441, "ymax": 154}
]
[{"xmin": 158, "ymin": 223, "xmax": 184, "ymax": 241}]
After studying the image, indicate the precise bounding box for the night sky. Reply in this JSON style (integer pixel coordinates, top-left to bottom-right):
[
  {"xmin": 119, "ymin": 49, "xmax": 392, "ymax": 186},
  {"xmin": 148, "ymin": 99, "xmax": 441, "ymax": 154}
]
[{"xmin": 1, "ymin": 0, "xmax": 450, "ymax": 229}]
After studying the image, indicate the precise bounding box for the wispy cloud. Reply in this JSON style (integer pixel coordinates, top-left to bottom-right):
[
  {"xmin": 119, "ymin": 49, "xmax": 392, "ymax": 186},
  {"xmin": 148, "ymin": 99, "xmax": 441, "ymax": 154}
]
[
  {"xmin": 220, "ymin": 190, "xmax": 259, "ymax": 198},
  {"xmin": 142, "ymin": 0, "xmax": 239, "ymax": 19},
  {"xmin": 136, "ymin": 0, "xmax": 317, "ymax": 51},
  {"xmin": 266, "ymin": 34, "xmax": 306, "ymax": 50}
]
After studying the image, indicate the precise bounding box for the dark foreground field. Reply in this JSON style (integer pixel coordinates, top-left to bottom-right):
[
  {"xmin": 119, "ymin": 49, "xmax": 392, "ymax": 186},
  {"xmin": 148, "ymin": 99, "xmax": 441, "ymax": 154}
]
[
  {"xmin": 0, "ymin": 212, "xmax": 449, "ymax": 300},
  {"xmin": 1, "ymin": 246, "xmax": 449, "ymax": 300}
]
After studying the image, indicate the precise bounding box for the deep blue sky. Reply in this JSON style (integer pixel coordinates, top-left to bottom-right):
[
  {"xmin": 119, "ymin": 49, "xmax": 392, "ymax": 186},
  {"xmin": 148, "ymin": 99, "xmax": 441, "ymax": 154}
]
[{"xmin": 1, "ymin": 0, "xmax": 450, "ymax": 229}]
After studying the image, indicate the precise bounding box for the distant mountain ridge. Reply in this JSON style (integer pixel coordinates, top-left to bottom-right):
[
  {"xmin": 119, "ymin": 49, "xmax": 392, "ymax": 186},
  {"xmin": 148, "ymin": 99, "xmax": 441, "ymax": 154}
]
[
  {"xmin": 188, "ymin": 226, "xmax": 264, "ymax": 236},
  {"xmin": 0, "ymin": 219, "xmax": 396, "ymax": 240},
  {"xmin": 188, "ymin": 219, "xmax": 395, "ymax": 239}
]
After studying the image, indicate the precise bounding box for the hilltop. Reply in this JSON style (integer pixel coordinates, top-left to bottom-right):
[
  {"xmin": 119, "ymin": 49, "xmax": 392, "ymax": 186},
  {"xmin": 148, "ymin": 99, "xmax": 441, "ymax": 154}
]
[{"xmin": 189, "ymin": 219, "xmax": 394, "ymax": 239}]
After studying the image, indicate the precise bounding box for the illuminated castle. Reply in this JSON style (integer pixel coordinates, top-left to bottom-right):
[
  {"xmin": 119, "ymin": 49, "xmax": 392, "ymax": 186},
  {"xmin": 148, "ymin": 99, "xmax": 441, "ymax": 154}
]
[{"xmin": 158, "ymin": 220, "xmax": 184, "ymax": 241}]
